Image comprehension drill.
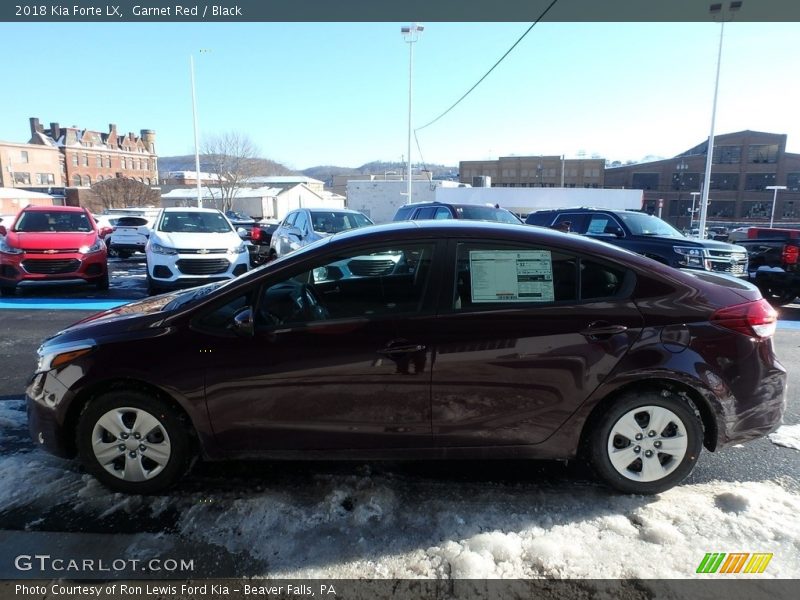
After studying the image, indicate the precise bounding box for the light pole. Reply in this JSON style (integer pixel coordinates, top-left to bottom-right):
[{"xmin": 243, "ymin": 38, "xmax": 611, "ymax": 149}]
[
  {"xmin": 766, "ymin": 185, "xmax": 787, "ymax": 228},
  {"xmin": 401, "ymin": 23, "xmax": 423, "ymax": 204},
  {"xmin": 190, "ymin": 49, "xmax": 211, "ymax": 208},
  {"xmin": 697, "ymin": 1, "xmax": 741, "ymax": 240}
]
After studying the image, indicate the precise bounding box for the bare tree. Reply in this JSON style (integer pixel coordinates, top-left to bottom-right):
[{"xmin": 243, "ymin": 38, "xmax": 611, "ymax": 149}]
[
  {"xmin": 91, "ymin": 177, "xmax": 160, "ymax": 211},
  {"xmin": 202, "ymin": 132, "xmax": 261, "ymax": 212}
]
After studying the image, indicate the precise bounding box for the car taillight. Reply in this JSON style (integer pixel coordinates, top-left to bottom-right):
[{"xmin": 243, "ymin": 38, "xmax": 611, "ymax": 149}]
[
  {"xmin": 710, "ymin": 299, "xmax": 777, "ymax": 338},
  {"xmin": 782, "ymin": 244, "xmax": 799, "ymax": 266},
  {"xmin": 251, "ymin": 226, "xmax": 261, "ymax": 241}
]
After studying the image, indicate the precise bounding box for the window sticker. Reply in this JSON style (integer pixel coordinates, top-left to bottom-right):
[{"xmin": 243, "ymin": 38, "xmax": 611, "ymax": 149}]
[
  {"xmin": 587, "ymin": 217, "xmax": 609, "ymax": 234},
  {"xmin": 469, "ymin": 250, "xmax": 554, "ymax": 303}
]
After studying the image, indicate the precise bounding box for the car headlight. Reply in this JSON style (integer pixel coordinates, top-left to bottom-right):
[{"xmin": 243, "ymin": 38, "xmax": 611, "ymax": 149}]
[
  {"xmin": 78, "ymin": 240, "xmax": 104, "ymax": 254},
  {"xmin": 150, "ymin": 242, "xmax": 178, "ymax": 255},
  {"xmin": 673, "ymin": 246, "xmax": 705, "ymax": 268},
  {"xmin": 228, "ymin": 243, "xmax": 247, "ymax": 255},
  {"xmin": 36, "ymin": 341, "xmax": 95, "ymax": 373},
  {"xmin": 0, "ymin": 237, "xmax": 23, "ymax": 255}
]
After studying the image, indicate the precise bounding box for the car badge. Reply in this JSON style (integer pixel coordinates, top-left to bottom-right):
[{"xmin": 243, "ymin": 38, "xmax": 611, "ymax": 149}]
[
  {"xmin": 198, "ymin": 249, "xmax": 209, "ymax": 254},
  {"xmin": 44, "ymin": 249, "xmax": 58, "ymax": 254}
]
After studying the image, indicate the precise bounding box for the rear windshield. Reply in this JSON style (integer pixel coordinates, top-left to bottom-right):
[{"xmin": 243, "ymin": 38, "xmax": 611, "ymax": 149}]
[
  {"xmin": 14, "ymin": 211, "xmax": 92, "ymax": 232},
  {"xmin": 159, "ymin": 211, "xmax": 233, "ymax": 234},
  {"xmin": 116, "ymin": 217, "xmax": 149, "ymax": 227},
  {"xmin": 309, "ymin": 211, "xmax": 372, "ymax": 233},
  {"xmin": 455, "ymin": 206, "xmax": 521, "ymax": 224}
]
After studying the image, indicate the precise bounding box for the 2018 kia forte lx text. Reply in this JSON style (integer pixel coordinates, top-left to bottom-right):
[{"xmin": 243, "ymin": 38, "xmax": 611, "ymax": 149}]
[{"xmin": 26, "ymin": 221, "xmax": 786, "ymax": 494}]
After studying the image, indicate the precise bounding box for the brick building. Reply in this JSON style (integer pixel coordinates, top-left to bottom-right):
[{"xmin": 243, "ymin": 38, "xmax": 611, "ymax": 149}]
[
  {"xmin": 459, "ymin": 155, "xmax": 605, "ymax": 189},
  {"xmin": 604, "ymin": 131, "xmax": 800, "ymax": 228},
  {"xmin": 0, "ymin": 140, "xmax": 64, "ymax": 191},
  {"xmin": 27, "ymin": 118, "xmax": 158, "ymax": 210}
]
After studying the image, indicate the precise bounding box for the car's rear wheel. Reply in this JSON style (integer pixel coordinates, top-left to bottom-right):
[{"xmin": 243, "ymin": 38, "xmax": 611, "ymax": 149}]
[
  {"xmin": 76, "ymin": 391, "xmax": 193, "ymax": 494},
  {"xmin": 589, "ymin": 391, "xmax": 703, "ymax": 494},
  {"xmin": 760, "ymin": 287, "xmax": 797, "ymax": 307}
]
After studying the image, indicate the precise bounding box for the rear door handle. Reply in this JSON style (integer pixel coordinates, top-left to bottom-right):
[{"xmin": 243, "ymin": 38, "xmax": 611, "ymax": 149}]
[
  {"xmin": 377, "ymin": 344, "xmax": 426, "ymax": 355},
  {"xmin": 580, "ymin": 324, "xmax": 628, "ymax": 337}
]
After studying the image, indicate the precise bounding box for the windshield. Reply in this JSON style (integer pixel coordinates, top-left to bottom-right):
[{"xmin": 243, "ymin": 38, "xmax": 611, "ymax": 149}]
[
  {"xmin": 310, "ymin": 211, "xmax": 373, "ymax": 234},
  {"xmin": 618, "ymin": 212, "xmax": 684, "ymax": 237},
  {"xmin": 159, "ymin": 211, "xmax": 233, "ymax": 234},
  {"xmin": 456, "ymin": 206, "xmax": 522, "ymax": 224},
  {"xmin": 14, "ymin": 211, "xmax": 93, "ymax": 233}
]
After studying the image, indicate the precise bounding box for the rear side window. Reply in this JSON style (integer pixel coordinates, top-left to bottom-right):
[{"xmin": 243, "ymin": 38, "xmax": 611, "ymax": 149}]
[
  {"xmin": 580, "ymin": 260, "xmax": 627, "ymax": 299},
  {"xmin": 393, "ymin": 206, "xmax": 414, "ymax": 221},
  {"xmin": 453, "ymin": 242, "xmax": 578, "ymax": 310},
  {"xmin": 553, "ymin": 213, "xmax": 590, "ymax": 233},
  {"xmin": 433, "ymin": 207, "xmax": 452, "ymax": 219},
  {"xmin": 414, "ymin": 207, "xmax": 437, "ymax": 220}
]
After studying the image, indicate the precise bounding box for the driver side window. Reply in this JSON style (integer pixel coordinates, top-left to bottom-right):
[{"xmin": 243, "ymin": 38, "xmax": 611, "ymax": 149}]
[{"xmin": 255, "ymin": 242, "xmax": 436, "ymax": 329}]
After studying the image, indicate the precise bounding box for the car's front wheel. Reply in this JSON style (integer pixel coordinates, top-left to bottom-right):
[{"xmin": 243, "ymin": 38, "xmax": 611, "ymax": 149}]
[
  {"xmin": 589, "ymin": 391, "xmax": 703, "ymax": 494},
  {"xmin": 76, "ymin": 391, "xmax": 193, "ymax": 494}
]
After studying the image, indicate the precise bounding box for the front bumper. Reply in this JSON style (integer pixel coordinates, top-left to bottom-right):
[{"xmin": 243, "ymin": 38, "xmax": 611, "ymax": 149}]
[
  {"xmin": 0, "ymin": 251, "xmax": 107, "ymax": 287},
  {"xmin": 26, "ymin": 371, "xmax": 76, "ymax": 458},
  {"xmin": 147, "ymin": 251, "xmax": 249, "ymax": 286}
]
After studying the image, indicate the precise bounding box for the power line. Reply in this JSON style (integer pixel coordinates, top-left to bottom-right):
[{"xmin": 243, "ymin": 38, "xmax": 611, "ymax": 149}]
[{"xmin": 415, "ymin": 0, "xmax": 561, "ymax": 133}]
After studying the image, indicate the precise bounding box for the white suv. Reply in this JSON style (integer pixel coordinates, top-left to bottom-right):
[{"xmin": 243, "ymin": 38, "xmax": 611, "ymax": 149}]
[{"xmin": 145, "ymin": 207, "xmax": 249, "ymax": 295}]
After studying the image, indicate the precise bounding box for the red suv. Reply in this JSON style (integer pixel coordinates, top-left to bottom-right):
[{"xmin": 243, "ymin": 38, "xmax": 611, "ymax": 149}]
[{"xmin": 0, "ymin": 206, "xmax": 109, "ymax": 296}]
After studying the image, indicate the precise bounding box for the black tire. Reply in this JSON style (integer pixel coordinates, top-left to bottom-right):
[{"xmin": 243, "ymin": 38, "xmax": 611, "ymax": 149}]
[
  {"xmin": 146, "ymin": 274, "xmax": 161, "ymax": 296},
  {"xmin": 76, "ymin": 390, "xmax": 193, "ymax": 494},
  {"xmin": 95, "ymin": 270, "xmax": 110, "ymax": 291},
  {"xmin": 761, "ymin": 288, "xmax": 797, "ymax": 307},
  {"xmin": 588, "ymin": 390, "xmax": 703, "ymax": 494},
  {"xmin": 0, "ymin": 286, "xmax": 15, "ymax": 297},
  {"xmin": 106, "ymin": 243, "xmax": 119, "ymax": 258}
]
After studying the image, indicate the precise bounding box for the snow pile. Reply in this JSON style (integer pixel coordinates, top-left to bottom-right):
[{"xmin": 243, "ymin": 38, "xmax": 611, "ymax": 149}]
[
  {"xmin": 0, "ymin": 399, "xmax": 28, "ymax": 443},
  {"xmin": 769, "ymin": 425, "xmax": 800, "ymax": 451},
  {"xmin": 174, "ymin": 474, "xmax": 800, "ymax": 579}
]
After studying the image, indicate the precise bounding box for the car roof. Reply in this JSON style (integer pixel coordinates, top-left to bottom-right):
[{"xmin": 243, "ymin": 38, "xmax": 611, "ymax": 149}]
[
  {"xmin": 22, "ymin": 205, "xmax": 86, "ymax": 213},
  {"xmin": 162, "ymin": 207, "xmax": 221, "ymax": 213},
  {"xmin": 293, "ymin": 207, "xmax": 364, "ymax": 214}
]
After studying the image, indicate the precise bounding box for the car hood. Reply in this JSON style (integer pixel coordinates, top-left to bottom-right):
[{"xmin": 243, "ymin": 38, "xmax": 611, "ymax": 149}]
[
  {"xmin": 7, "ymin": 230, "xmax": 97, "ymax": 250},
  {"xmin": 152, "ymin": 230, "xmax": 240, "ymax": 249}
]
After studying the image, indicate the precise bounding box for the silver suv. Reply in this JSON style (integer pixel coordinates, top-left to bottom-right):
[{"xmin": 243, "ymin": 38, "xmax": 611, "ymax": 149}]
[{"xmin": 269, "ymin": 208, "xmax": 373, "ymax": 258}]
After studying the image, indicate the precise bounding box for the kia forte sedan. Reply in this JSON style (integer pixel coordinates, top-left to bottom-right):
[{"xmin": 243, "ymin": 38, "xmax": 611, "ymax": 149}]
[{"xmin": 26, "ymin": 221, "xmax": 786, "ymax": 494}]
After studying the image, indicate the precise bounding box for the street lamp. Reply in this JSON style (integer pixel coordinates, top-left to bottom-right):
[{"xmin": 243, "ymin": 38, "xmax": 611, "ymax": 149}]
[
  {"xmin": 689, "ymin": 191, "xmax": 701, "ymax": 230},
  {"xmin": 766, "ymin": 185, "xmax": 787, "ymax": 228},
  {"xmin": 401, "ymin": 23, "xmax": 423, "ymax": 204},
  {"xmin": 697, "ymin": 1, "xmax": 742, "ymax": 240}
]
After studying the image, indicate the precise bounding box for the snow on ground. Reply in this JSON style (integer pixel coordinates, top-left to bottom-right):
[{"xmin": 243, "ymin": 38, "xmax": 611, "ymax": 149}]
[
  {"xmin": 769, "ymin": 424, "xmax": 800, "ymax": 451},
  {"xmin": 1, "ymin": 399, "xmax": 798, "ymax": 579}
]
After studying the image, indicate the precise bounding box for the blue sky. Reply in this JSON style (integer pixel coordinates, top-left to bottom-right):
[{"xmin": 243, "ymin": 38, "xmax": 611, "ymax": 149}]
[{"xmin": 1, "ymin": 21, "xmax": 798, "ymax": 170}]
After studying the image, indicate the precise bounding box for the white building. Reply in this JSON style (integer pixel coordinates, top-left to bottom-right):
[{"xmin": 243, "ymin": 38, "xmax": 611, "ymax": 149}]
[
  {"xmin": 346, "ymin": 179, "xmax": 643, "ymax": 224},
  {"xmin": 160, "ymin": 183, "xmax": 344, "ymax": 220}
]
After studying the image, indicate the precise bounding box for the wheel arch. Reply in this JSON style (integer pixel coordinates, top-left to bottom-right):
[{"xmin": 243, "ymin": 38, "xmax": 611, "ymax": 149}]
[
  {"xmin": 578, "ymin": 378, "xmax": 719, "ymax": 457},
  {"xmin": 64, "ymin": 378, "xmax": 199, "ymax": 457}
]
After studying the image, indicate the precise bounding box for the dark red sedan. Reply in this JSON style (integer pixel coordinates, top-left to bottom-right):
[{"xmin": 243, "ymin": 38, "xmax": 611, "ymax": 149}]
[{"xmin": 26, "ymin": 221, "xmax": 786, "ymax": 494}]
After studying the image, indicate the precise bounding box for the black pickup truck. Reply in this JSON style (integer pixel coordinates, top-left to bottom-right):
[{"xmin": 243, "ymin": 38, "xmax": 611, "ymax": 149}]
[
  {"xmin": 247, "ymin": 220, "xmax": 280, "ymax": 265},
  {"xmin": 737, "ymin": 227, "xmax": 800, "ymax": 306},
  {"xmin": 525, "ymin": 208, "xmax": 749, "ymax": 277}
]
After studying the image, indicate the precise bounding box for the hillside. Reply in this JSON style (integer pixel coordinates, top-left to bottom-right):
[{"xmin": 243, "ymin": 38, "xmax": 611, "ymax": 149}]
[{"xmin": 158, "ymin": 156, "xmax": 459, "ymax": 186}]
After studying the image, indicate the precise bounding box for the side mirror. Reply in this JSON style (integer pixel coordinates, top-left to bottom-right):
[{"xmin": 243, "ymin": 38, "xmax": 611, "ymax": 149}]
[
  {"xmin": 236, "ymin": 227, "xmax": 248, "ymax": 239},
  {"xmin": 231, "ymin": 307, "xmax": 254, "ymax": 337},
  {"xmin": 611, "ymin": 227, "xmax": 624, "ymax": 237},
  {"xmin": 0, "ymin": 225, "xmax": 6, "ymax": 236}
]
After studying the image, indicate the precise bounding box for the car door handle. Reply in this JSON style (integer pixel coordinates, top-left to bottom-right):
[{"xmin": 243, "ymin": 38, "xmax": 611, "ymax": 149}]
[
  {"xmin": 377, "ymin": 344, "xmax": 426, "ymax": 355},
  {"xmin": 580, "ymin": 323, "xmax": 628, "ymax": 337}
]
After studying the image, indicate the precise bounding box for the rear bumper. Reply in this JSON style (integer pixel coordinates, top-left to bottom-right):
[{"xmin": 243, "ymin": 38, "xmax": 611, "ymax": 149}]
[{"xmin": 751, "ymin": 269, "xmax": 800, "ymax": 293}]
